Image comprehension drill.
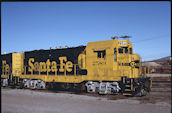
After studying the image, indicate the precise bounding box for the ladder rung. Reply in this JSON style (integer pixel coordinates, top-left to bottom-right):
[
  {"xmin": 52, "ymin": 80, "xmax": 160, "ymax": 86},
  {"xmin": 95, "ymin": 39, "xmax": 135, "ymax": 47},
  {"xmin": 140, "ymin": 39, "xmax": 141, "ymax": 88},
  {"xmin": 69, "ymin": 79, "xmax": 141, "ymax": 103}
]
[
  {"xmin": 125, "ymin": 89, "xmax": 132, "ymax": 91},
  {"xmin": 125, "ymin": 85, "xmax": 131, "ymax": 87},
  {"xmin": 123, "ymin": 93, "xmax": 132, "ymax": 95},
  {"xmin": 125, "ymin": 83, "xmax": 131, "ymax": 85}
]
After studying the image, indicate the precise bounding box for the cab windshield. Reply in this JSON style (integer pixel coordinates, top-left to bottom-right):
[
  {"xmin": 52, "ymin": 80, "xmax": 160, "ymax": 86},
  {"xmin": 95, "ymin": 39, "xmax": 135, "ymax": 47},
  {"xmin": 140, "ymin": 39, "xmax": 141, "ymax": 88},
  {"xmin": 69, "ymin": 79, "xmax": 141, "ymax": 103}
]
[{"xmin": 118, "ymin": 47, "xmax": 129, "ymax": 54}]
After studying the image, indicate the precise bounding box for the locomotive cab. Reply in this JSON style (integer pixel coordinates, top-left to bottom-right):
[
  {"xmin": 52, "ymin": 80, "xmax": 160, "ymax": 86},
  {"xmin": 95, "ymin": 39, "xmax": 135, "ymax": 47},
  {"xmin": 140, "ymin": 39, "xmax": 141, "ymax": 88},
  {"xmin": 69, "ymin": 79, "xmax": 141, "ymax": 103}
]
[
  {"xmin": 84, "ymin": 39, "xmax": 142, "ymax": 81},
  {"xmin": 82, "ymin": 39, "xmax": 151, "ymax": 96},
  {"xmin": 115, "ymin": 40, "xmax": 142, "ymax": 79}
]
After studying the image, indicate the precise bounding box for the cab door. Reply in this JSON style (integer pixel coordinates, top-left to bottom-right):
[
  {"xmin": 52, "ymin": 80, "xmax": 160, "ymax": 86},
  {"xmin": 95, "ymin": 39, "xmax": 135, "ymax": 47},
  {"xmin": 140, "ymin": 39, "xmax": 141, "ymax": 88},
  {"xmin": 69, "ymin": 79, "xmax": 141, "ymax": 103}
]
[{"xmin": 117, "ymin": 47, "xmax": 130, "ymax": 77}]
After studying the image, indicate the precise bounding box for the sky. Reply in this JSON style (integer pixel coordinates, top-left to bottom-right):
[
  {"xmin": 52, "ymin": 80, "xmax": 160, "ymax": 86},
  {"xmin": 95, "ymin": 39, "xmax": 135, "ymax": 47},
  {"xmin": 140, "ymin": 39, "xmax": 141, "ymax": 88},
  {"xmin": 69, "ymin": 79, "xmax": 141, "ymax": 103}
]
[{"xmin": 1, "ymin": 1, "xmax": 171, "ymax": 61}]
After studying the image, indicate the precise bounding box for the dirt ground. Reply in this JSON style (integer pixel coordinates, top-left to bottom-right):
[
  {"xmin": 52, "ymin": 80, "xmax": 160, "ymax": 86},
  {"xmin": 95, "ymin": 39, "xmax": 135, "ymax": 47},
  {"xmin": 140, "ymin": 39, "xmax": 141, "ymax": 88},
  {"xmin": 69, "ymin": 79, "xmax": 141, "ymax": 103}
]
[{"xmin": 1, "ymin": 76, "xmax": 171, "ymax": 113}]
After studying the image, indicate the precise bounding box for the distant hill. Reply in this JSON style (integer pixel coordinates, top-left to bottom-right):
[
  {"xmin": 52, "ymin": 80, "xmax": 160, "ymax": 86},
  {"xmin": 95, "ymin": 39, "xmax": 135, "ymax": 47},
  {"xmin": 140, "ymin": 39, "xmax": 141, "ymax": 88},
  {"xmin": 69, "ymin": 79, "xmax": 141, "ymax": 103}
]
[
  {"xmin": 142, "ymin": 56, "xmax": 171, "ymax": 74},
  {"xmin": 150, "ymin": 56, "xmax": 171, "ymax": 64},
  {"xmin": 142, "ymin": 62, "xmax": 161, "ymax": 67},
  {"xmin": 142, "ymin": 56, "xmax": 171, "ymax": 64}
]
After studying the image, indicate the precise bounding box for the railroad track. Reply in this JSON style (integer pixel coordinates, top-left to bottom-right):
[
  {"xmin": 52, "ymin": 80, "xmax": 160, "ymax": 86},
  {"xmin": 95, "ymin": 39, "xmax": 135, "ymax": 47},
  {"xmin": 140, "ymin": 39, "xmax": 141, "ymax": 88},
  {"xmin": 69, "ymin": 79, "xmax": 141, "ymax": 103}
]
[{"xmin": 152, "ymin": 80, "xmax": 171, "ymax": 86}]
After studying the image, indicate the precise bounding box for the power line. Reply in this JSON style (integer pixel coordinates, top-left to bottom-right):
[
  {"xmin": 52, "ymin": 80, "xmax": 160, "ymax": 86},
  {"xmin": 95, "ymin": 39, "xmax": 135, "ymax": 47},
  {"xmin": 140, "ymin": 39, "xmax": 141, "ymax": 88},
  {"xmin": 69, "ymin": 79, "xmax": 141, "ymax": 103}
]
[{"xmin": 132, "ymin": 34, "xmax": 170, "ymax": 43}]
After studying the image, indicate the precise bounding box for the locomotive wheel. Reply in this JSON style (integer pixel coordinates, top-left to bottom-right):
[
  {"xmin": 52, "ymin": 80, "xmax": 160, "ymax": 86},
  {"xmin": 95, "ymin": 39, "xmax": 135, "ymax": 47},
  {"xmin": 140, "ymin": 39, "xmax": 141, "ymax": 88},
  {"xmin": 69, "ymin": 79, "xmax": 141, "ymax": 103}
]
[
  {"xmin": 95, "ymin": 87, "xmax": 99, "ymax": 94},
  {"xmin": 46, "ymin": 83, "xmax": 53, "ymax": 90},
  {"xmin": 77, "ymin": 83, "xmax": 86, "ymax": 92},
  {"xmin": 19, "ymin": 82, "xmax": 24, "ymax": 89},
  {"xmin": 134, "ymin": 85, "xmax": 147, "ymax": 97},
  {"xmin": 144, "ymin": 81, "xmax": 151, "ymax": 92}
]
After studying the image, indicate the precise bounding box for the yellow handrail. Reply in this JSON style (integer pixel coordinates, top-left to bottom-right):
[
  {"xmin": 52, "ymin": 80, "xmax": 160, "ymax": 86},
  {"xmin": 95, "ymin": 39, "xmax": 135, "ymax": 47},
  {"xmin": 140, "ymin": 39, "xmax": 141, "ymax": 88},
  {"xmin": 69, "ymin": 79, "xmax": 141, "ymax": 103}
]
[
  {"xmin": 148, "ymin": 64, "xmax": 150, "ymax": 75},
  {"xmin": 74, "ymin": 64, "xmax": 76, "ymax": 76},
  {"xmin": 144, "ymin": 67, "xmax": 146, "ymax": 78}
]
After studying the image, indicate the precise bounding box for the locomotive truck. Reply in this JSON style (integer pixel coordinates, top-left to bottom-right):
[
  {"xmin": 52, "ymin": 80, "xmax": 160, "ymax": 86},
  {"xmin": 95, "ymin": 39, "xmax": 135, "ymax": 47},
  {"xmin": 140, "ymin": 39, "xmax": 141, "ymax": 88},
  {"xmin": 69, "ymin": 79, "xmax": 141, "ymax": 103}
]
[{"xmin": 1, "ymin": 38, "xmax": 151, "ymax": 96}]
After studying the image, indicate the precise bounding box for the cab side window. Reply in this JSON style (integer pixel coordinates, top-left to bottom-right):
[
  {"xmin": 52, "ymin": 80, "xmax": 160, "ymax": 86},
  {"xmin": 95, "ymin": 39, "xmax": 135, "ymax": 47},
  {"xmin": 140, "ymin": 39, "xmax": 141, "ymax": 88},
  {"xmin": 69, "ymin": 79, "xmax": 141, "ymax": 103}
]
[
  {"xmin": 94, "ymin": 50, "xmax": 106, "ymax": 58},
  {"xmin": 118, "ymin": 48, "xmax": 123, "ymax": 54},
  {"xmin": 124, "ymin": 47, "xmax": 128, "ymax": 54},
  {"xmin": 114, "ymin": 48, "xmax": 117, "ymax": 61},
  {"xmin": 129, "ymin": 48, "xmax": 132, "ymax": 54}
]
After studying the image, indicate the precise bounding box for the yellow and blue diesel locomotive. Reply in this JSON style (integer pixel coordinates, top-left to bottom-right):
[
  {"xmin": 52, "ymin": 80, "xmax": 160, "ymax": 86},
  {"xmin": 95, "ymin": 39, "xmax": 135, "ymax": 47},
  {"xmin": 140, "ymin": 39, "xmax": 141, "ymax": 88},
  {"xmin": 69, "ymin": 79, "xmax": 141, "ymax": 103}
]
[{"xmin": 1, "ymin": 38, "xmax": 151, "ymax": 96}]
